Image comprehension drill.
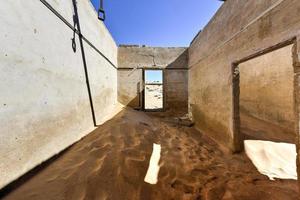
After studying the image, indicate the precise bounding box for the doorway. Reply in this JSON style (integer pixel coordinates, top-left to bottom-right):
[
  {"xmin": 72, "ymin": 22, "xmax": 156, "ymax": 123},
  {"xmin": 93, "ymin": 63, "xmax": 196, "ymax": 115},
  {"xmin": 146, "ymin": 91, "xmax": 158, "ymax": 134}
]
[
  {"xmin": 143, "ymin": 69, "xmax": 164, "ymax": 111},
  {"xmin": 232, "ymin": 41, "xmax": 298, "ymax": 181},
  {"xmin": 239, "ymin": 44, "xmax": 295, "ymax": 143}
]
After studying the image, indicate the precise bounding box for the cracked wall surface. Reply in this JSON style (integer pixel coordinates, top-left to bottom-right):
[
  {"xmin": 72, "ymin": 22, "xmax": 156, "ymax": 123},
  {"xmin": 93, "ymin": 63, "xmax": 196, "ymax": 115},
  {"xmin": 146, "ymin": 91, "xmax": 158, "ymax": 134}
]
[{"xmin": 118, "ymin": 46, "xmax": 188, "ymax": 113}]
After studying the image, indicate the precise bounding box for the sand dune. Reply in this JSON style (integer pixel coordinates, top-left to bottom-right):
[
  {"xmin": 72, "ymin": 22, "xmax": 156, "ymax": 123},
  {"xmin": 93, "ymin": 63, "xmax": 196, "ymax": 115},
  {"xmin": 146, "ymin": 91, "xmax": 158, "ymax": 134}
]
[{"xmin": 1, "ymin": 108, "xmax": 299, "ymax": 200}]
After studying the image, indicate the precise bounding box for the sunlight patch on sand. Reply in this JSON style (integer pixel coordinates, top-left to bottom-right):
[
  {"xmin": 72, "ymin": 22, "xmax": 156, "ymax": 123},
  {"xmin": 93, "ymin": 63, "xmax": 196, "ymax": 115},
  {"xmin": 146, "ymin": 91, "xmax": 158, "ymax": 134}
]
[
  {"xmin": 144, "ymin": 143, "xmax": 161, "ymax": 184},
  {"xmin": 244, "ymin": 140, "xmax": 297, "ymax": 180}
]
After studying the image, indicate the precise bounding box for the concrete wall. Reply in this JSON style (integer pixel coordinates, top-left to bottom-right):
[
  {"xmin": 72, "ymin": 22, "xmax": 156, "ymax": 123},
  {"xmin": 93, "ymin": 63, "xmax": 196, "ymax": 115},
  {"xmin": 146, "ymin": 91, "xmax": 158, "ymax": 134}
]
[
  {"xmin": 118, "ymin": 46, "xmax": 188, "ymax": 113},
  {"xmin": 0, "ymin": 0, "xmax": 119, "ymax": 189},
  {"xmin": 165, "ymin": 69, "xmax": 189, "ymax": 110},
  {"xmin": 188, "ymin": 0, "xmax": 300, "ymax": 151},
  {"xmin": 239, "ymin": 45, "xmax": 295, "ymax": 140},
  {"xmin": 118, "ymin": 69, "xmax": 143, "ymax": 108}
]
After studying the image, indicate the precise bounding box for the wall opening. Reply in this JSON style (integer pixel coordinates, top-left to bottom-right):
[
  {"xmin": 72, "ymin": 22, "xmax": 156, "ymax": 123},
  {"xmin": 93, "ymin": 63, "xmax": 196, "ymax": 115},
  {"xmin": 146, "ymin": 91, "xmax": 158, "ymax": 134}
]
[
  {"xmin": 232, "ymin": 42, "xmax": 298, "ymax": 181},
  {"xmin": 239, "ymin": 45, "xmax": 296, "ymax": 143},
  {"xmin": 143, "ymin": 69, "xmax": 164, "ymax": 111}
]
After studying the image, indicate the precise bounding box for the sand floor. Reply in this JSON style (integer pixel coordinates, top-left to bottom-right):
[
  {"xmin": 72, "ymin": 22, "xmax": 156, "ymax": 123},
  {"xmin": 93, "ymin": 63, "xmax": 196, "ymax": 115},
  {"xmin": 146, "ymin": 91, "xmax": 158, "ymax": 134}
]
[
  {"xmin": 145, "ymin": 85, "xmax": 163, "ymax": 110},
  {"xmin": 241, "ymin": 112, "xmax": 296, "ymax": 144},
  {"xmin": 1, "ymin": 108, "xmax": 299, "ymax": 200}
]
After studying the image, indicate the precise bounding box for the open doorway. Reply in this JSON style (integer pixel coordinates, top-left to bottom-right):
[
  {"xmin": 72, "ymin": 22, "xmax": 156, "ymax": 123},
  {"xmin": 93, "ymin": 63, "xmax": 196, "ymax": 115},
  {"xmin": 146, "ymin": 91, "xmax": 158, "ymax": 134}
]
[
  {"xmin": 143, "ymin": 69, "xmax": 164, "ymax": 111},
  {"xmin": 238, "ymin": 44, "xmax": 296, "ymax": 143},
  {"xmin": 232, "ymin": 42, "xmax": 298, "ymax": 181}
]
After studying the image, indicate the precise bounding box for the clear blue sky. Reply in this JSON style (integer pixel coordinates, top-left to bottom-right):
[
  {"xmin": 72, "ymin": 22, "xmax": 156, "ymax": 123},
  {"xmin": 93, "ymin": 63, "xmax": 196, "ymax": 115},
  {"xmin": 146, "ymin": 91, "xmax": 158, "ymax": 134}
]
[
  {"xmin": 145, "ymin": 70, "xmax": 163, "ymax": 83},
  {"xmin": 91, "ymin": 0, "xmax": 223, "ymax": 47}
]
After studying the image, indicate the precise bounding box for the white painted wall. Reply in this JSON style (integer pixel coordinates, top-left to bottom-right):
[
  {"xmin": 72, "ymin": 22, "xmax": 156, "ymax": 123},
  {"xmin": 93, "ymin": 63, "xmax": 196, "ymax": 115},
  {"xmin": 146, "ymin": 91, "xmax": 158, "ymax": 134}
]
[{"xmin": 0, "ymin": 0, "xmax": 119, "ymax": 189}]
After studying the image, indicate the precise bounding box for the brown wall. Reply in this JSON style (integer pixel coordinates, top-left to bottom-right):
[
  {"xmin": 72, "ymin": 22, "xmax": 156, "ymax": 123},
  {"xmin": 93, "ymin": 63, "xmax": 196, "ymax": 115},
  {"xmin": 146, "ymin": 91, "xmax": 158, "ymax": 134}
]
[
  {"xmin": 239, "ymin": 45, "xmax": 295, "ymax": 142},
  {"xmin": 118, "ymin": 46, "xmax": 188, "ymax": 113},
  {"xmin": 165, "ymin": 70, "xmax": 188, "ymax": 110},
  {"xmin": 188, "ymin": 0, "xmax": 300, "ymax": 151},
  {"xmin": 118, "ymin": 69, "xmax": 143, "ymax": 108}
]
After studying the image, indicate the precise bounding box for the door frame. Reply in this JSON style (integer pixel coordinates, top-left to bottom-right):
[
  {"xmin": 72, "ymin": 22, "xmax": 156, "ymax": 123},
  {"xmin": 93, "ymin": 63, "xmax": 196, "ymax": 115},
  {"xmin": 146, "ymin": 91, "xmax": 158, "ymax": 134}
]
[
  {"xmin": 142, "ymin": 68, "xmax": 165, "ymax": 112},
  {"xmin": 231, "ymin": 38, "xmax": 297, "ymax": 152}
]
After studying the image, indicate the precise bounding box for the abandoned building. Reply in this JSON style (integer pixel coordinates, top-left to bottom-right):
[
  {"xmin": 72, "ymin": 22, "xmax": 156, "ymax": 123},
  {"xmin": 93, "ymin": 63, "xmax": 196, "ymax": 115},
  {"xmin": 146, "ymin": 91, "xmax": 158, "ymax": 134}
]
[{"xmin": 0, "ymin": 0, "xmax": 300, "ymax": 199}]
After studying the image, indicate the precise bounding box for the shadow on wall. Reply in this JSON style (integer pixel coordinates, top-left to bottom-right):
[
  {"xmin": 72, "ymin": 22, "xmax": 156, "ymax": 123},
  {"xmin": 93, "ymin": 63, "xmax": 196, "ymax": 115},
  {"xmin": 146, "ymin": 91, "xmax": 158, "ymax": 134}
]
[
  {"xmin": 239, "ymin": 44, "xmax": 296, "ymax": 144},
  {"xmin": 0, "ymin": 148, "xmax": 65, "ymax": 198},
  {"xmin": 165, "ymin": 49, "xmax": 189, "ymax": 69},
  {"xmin": 165, "ymin": 49, "xmax": 189, "ymax": 113},
  {"xmin": 117, "ymin": 49, "xmax": 189, "ymax": 115},
  {"xmin": 118, "ymin": 91, "xmax": 143, "ymax": 110},
  {"xmin": 71, "ymin": 0, "xmax": 97, "ymax": 126}
]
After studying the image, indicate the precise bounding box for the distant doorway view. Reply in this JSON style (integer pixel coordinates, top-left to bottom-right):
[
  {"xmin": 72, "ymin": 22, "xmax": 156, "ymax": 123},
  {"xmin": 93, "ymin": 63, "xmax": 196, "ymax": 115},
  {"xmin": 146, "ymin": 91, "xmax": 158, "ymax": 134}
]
[{"xmin": 144, "ymin": 70, "xmax": 163, "ymax": 110}]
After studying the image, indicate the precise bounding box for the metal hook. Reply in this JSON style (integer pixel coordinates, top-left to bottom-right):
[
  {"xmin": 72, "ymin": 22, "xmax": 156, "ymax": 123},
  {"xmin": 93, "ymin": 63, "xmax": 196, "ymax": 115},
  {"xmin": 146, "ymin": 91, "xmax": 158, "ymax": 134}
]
[
  {"xmin": 71, "ymin": 14, "xmax": 77, "ymax": 52},
  {"xmin": 71, "ymin": 38, "xmax": 76, "ymax": 52},
  {"xmin": 98, "ymin": 0, "xmax": 105, "ymax": 21}
]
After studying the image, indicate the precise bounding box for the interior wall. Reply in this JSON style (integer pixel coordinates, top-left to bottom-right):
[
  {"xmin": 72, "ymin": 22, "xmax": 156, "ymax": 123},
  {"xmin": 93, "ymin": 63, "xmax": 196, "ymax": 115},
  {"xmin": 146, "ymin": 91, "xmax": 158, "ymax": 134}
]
[
  {"xmin": 117, "ymin": 46, "xmax": 188, "ymax": 113},
  {"xmin": 239, "ymin": 45, "xmax": 295, "ymax": 142},
  {"xmin": 188, "ymin": 0, "xmax": 300, "ymax": 151},
  {"xmin": 118, "ymin": 69, "xmax": 143, "ymax": 108},
  {"xmin": 165, "ymin": 70, "xmax": 188, "ymax": 110},
  {"xmin": 0, "ymin": 0, "xmax": 119, "ymax": 189}
]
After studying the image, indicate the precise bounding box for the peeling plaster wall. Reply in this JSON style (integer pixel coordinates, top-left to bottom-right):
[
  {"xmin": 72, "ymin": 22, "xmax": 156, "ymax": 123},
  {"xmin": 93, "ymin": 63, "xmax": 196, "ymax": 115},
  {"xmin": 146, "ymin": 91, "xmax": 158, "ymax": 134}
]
[
  {"xmin": 0, "ymin": 0, "xmax": 118, "ymax": 189},
  {"xmin": 118, "ymin": 46, "xmax": 188, "ymax": 113},
  {"xmin": 188, "ymin": 0, "xmax": 300, "ymax": 151},
  {"xmin": 239, "ymin": 45, "xmax": 295, "ymax": 141}
]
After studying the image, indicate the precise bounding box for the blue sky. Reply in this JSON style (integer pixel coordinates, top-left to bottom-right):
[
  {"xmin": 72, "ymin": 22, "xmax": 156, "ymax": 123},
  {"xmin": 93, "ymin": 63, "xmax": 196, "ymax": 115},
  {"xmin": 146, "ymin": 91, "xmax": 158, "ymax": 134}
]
[
  {"xmin": 145, "ymin": 70, "xmax": 163, "ymax": 83},
  {"xmin": 91, "ymin": 0, "xmax": 223, "ymax": 47}
]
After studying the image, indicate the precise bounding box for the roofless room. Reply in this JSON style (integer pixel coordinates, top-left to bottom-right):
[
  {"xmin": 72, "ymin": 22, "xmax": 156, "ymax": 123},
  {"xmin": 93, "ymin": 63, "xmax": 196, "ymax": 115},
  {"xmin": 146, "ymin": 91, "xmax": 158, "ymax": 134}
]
[{"xmin": 0, "ymin": 0, "xmax": 299, "ymax": 199}]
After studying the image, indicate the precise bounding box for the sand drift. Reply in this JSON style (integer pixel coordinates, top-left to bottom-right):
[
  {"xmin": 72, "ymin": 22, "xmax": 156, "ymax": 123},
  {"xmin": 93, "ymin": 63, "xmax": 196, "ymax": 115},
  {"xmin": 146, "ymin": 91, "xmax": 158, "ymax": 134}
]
[{"xmin": 2, "ymin": 109, "xmax": 299, "ymax": 200}]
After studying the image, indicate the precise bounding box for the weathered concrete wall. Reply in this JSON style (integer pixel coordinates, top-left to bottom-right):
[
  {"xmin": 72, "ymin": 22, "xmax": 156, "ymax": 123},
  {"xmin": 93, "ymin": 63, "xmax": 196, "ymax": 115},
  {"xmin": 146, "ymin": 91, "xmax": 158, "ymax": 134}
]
[
  {"xmin": 118, "ymin": 45, "xmax": 188, "ymax": 69},
  {"xmin": 188, "ymin": 0, "xmax": 300, "ymax": 151},
  {"xmin": 239, "ymin": 45, "xmax": 295, "ymax": 140},
  {"xmin": 165, "ymin": 70, "xmax": 189, "ymax": 110},
  {"xmin": 118, "ymin": 46, "xmax": 188, "ymax": 112},
  {"xmin": 0, "ymin": 0, "xmax": 119, "ymax": 189},
  {"xmin": 118, "ymin": 69, "xmax": 143, "ymax": 108}
]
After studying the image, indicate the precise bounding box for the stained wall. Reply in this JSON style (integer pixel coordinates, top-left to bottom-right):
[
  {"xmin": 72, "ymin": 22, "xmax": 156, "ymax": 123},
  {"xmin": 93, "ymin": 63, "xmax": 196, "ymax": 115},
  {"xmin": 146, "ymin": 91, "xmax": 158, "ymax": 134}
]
[
  {"xmin": 0, "ymin": 0, "xmax": 119, "ymax": 189},
  {"xmin": 188, "ymin": 0, "xmax": 300, "ymax": 151},
  {"xmin": 118, "ymin": 46, "xmax": 188, "ymax": 113},
  {"xmin": 239, "ymin": 45, "xmax": 295, "ymax": 142}
]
